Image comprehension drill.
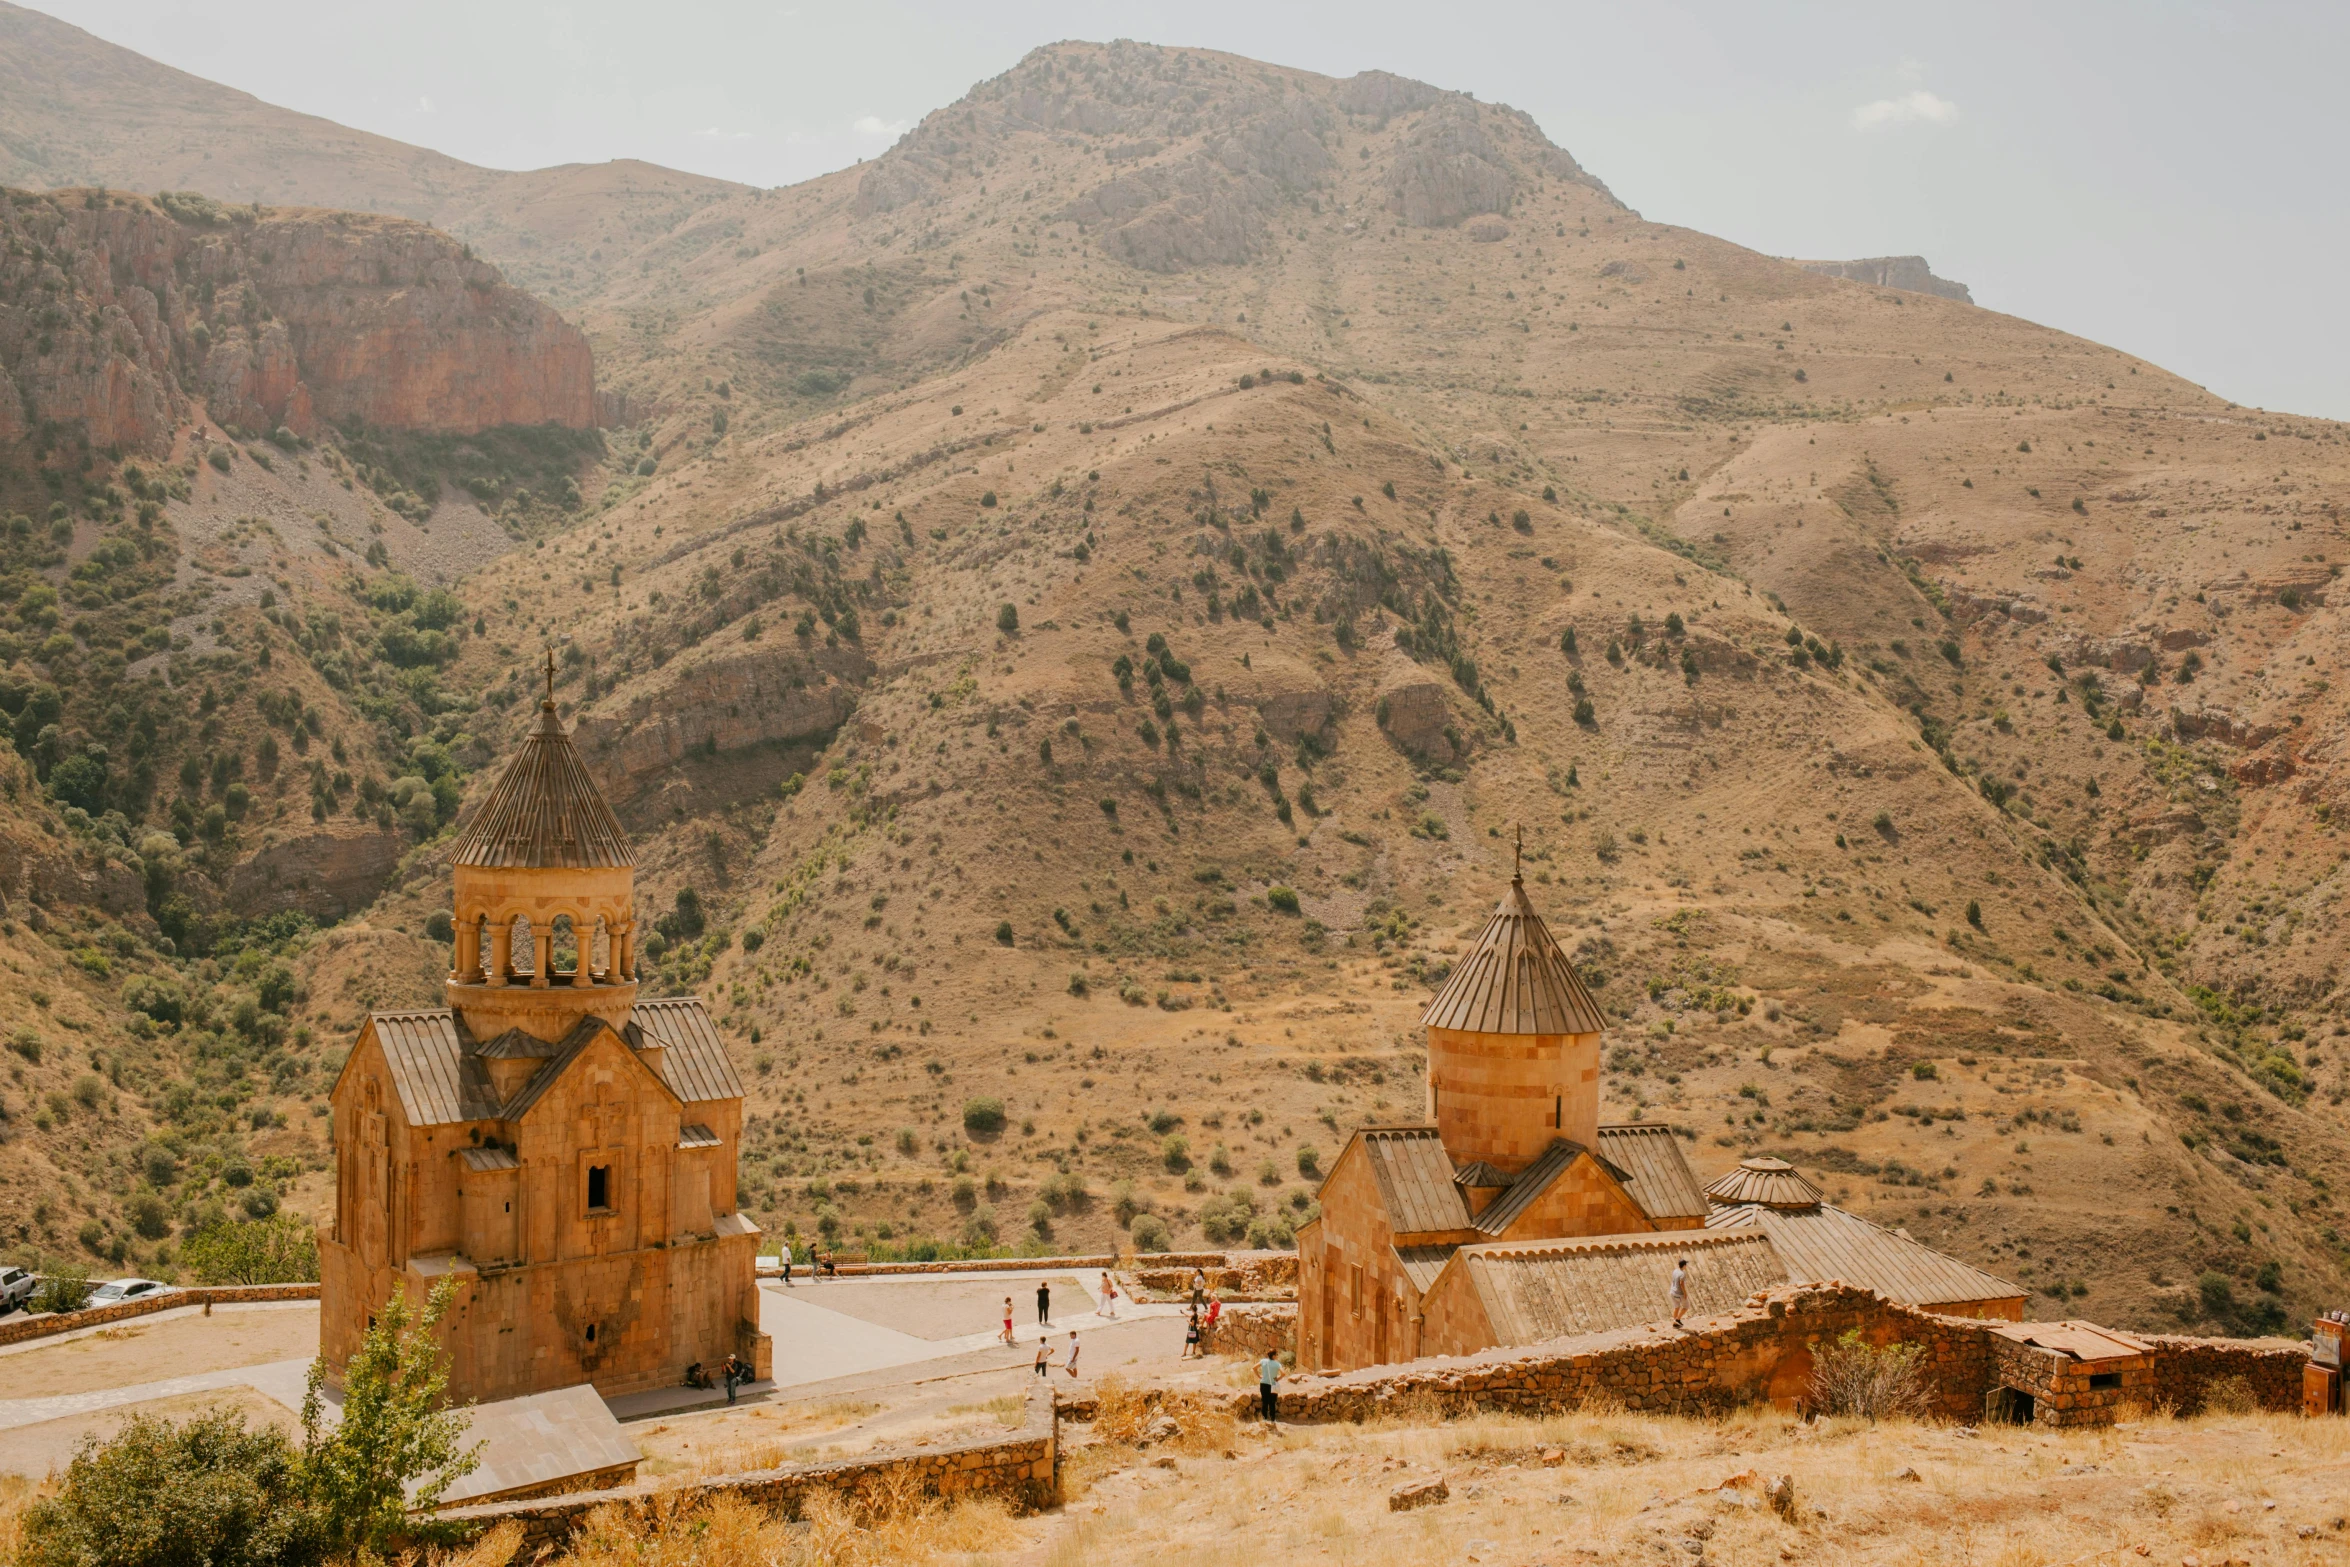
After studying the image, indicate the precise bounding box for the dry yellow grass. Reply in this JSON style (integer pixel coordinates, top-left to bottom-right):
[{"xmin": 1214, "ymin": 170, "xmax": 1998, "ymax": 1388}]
[
  {"xmin": 635, "ymin": 1399, "xmax": 881, "ymax": 1481},
  {"xmin": 1041, "ymin": 1404, "xmax": 2350, "ymax": 1566}
]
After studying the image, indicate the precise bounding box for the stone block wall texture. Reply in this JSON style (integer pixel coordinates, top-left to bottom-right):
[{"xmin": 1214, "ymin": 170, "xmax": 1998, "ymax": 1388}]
[
  {"xmin": 0, "ymin": 1282, "xmax": 319, "ymax": 1348},
  {"xmin": 439, "ymin": 1384, "xmax": 1057, "ymax": 1548},
  {"xmin": 1987, "ymin": 1336, "xmax": 2154, "ymax": 1428},
  {"xmin": 1217, "ymin": 1284, "xmax": 2307, "ymax": 1429},
  {"xmin": 2140, "ymin": 1334, "xmax": 2309, "ymax": 1415},
  {"xmin": 1207, "ymin": 1303, "xmax": 1299, "ymax": 1360}
]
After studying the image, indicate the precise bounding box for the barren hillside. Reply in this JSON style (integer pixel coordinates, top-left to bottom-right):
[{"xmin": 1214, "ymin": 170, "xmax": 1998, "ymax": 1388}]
[{"xmin": 0, "ymin": 31, "xmax": 2342, "ymax": 1336}]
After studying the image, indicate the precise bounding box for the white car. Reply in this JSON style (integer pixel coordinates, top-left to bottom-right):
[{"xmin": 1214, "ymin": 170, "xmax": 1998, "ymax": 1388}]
[
  {"xmin": 86, "ymin": 1277, "xmax": 176, "ymax": 1307},
  {"xmin": 0, "ymin": 1266, "xmax": 33, "ymax": 1313}
]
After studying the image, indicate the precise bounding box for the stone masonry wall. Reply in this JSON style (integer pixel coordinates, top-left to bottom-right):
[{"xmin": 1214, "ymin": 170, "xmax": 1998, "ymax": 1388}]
[
  {"xmin": 1206, "ymin": 1303, "xmax": 1298, "ymax": 1361},
  {"xmin": 0, "ymin": 1282, "xmax": 319, "ymax": 1349},
  {"xmin": 2140, "ymin": 1333, "xmax": 2308, "ymax": 1415},
  {"xmin": 1215, "ymin": 1284, "xmax": 2305, "ymax": 1428},
  {"xmin": 438, "ymin": 1383, "xmax": 1057, "ymax": 1549}
]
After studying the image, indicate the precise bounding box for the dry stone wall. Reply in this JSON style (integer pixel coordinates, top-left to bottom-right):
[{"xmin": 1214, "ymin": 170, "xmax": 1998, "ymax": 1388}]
[
  {"xmin": 1215, "ymin": 1284, "xmax": 2305, "ymax": 1429},
  {"xmin": 1206, "ymin": 1303, "xmax": 1297, "ymax": 1360},
  {"xmin": 440, "ymin": 1383, "xmax": 1057, "ymax": 1548},
  {"xmin": 2140, "ymin": 1333, "xmax": 2309, "ymax": 1414}
]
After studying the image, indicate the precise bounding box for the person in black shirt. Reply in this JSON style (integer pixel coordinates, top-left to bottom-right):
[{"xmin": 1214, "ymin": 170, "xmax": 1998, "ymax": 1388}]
[{"xmin": 1036, "ymin": 1279, "xmax": 1052, "ymax": 1327}]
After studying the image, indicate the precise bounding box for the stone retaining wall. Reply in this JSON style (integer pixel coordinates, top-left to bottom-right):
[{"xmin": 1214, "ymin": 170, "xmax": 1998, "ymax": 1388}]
[
  {"xmin": 1130, "ymin": 1252, "xmax": 1298, "ymax": 1299},
  {"xmin": 1204, "ymin": 1285, "xmax": 2305, "ymax": 1430},
  {"xmin": 2140, "ymin": 1333, "xmax": 2308, "ymax": 1415},
  {"xmin": 749, "ymin": 1249, "xmax": 1290, "ymax": 1286},
  {"xmin": 1207, "ymin": 1303, "xmax": 1298, "ymax": 1361},
  {"xmin": 0, "ymin": 1282, "xmax": 319, "ymax": 1348},
  {"xmin": 761, "ymin": 1255, "xmax": 1119, "ymax": 1280},
  {"xmin": 439, "ymin": 1384, "xmax": 1057, "ymax": 1548}
]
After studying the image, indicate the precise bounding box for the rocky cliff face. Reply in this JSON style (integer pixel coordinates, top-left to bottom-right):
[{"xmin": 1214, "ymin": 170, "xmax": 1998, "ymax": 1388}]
[
  {"xmin": 1801, "ymin": 255, "xmax": 1973, "ymax": 303},
  {"xmin": 0, "ymin": 188, "xmax": 594, "ymax": 457}
]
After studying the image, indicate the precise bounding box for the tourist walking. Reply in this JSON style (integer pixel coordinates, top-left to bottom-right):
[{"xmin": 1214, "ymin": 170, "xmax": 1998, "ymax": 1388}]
[
  {"xmin": 1037, "ymin": 1279, "xmax": 1052, "ymax": 1327},
  {"xmin": 1669, "ymin": 1258, "xmax": 1690, "ymax": 1329},
  {"xmin": 1033, "ymin": 1338, "xmax": 1056, "ymax": 1377},
  {"xmin": 1064, "ymin": 1331, "xmax": 1082, "ymax": 1379},
  {"xmin": 1258, "ymin": 1352, "xmax": 1283, "ymax": 1425},
  {"xmin": 1096, "ymin": 1272, "xmax": 1118, "ymax": 1318},
  {"xmin": 1189, "ymin": 1267, "xmax": 1207, "ymax": 1311},
  {"xmin": 999, "ymin": 1297, "xmax": 1016, "ymax": 1345},
  {"xmin": 1182, "ymin": 1307, "xmax": 1201, "ymax": 1359},
  {"xmin": 780, "ymin": 1245, "xmax": 792, "ymax": 1286}
]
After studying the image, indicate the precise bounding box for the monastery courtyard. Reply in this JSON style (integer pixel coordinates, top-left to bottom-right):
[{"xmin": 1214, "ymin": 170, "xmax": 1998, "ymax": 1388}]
[{"xmin": 0, "ymin": 1269, "xmax": 1196, "ymax": 1482}]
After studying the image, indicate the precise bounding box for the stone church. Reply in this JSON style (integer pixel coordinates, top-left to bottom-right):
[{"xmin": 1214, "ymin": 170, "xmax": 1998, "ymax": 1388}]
[
  {"xmin": 319, "ymin": 673, "xmax": 768, "ymax": 1403},
  {"xmin": 1298, "ymin": 864, "xmax": 2021, "ymax": 1372}
]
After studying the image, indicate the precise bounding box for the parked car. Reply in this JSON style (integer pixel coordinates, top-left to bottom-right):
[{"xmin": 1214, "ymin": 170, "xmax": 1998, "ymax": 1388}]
[
  {"xmin": 0, "ymin": 1266, "xmax": 34, "ymax": 1313},
  {"xmin": 86, "ymin": 1278, "xmax": 176, "ymax": 1308}
]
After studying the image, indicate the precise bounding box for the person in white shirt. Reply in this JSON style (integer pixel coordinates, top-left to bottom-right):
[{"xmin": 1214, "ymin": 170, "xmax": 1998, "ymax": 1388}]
[
  {"xmin": 1669, "ymin": 1259, "xmax": 1691, "ymax": 1329},
  {"xmin": 1096, "ymin": 1272, "xmax": 1119, "ymax": 1318}
]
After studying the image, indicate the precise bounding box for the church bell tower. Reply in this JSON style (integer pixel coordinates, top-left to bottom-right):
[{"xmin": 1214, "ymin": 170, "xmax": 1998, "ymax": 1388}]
[{"xmin": 442, "ymin": 653, "xmax": 639, "ymax": 1049}]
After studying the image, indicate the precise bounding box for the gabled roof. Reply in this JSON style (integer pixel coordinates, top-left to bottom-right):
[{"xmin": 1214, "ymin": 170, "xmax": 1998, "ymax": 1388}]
[
  {"xmin": 1598, "ymin": 1124, "xmax": 1710, "ymax": 1222},
  {"xmin": 350, "ymin": 998, "xmax": 741, "ymax": 1128},
  {"xmin": 370, "ymin": 1011, "xmax": 500, "ymax": 1126},
  {"xmin": 629, "ymin": 998, "xmax": 744, "ymax": 1104},
  {"xmin": 1393, "ymin": 1243, "xmax": 1458, "ymax": 1294},
  {"xmin": 1707, "ymin": 1201, "xmax": 2023, "ymax": 1309},
  {"xmin": 1703, "ymin": 1155, "xmax": 1823, "ymax": 1210},
  {"xmin": 1452, "ymin": 1161, "xmax": 1511, "ymax": 1190},
  {"xmin": 502, "ymin": 1015, "xmax": 678, "ymax": 1122},
  {"xmin": 1468, "ymin": 1137, "xmax": 1596, "ymax": 1237},
  {"xmin": 475, "ymin": 1027, "xmax": 562, "ymax": 1060},
  {"xmin": 1454, "ymin": 1229, "xmax": 1785, "ymax": 1345},
  {"xmin": 448, "ymin": 697, "xmax": 632, "ymax": 870},
  {"xmin": 1351, "ymin": 1127, "xmax": 1473, "ymax": 1237},
  {"xmin": 1421, "ymin": 874, "xmax": 1605, "ymax": 1036}
]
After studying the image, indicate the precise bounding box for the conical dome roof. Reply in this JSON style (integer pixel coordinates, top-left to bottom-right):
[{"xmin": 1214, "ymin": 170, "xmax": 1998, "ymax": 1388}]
[
  {"xmin": 448, "ymin": 688, "xmax": 632, "ymax": 871},
  {"xmin": 1703, "ymin": 1156, "xmax": 1822, "ymax": 1210},
  {"xmin": 1420, "ymin": 868, "xmax": 1605, "ymax": 1035}
]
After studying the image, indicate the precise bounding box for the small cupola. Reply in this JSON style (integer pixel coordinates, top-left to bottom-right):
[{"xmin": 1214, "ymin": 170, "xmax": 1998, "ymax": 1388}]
[{"xmin": 1702, "ymin": 1155, "xmax": 1823, "ymax": 1210}]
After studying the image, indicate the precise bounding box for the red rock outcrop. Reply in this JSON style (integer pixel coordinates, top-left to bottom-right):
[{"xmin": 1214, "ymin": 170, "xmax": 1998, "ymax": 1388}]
[{"xmin": 0, "ymin": 187, "xmax": 593, "ymax": 456}]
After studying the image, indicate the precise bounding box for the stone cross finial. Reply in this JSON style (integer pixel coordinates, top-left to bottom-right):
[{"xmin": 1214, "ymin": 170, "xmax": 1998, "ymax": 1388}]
[
  {"xmin": 543, "ymin": 646, "xmax": 556, "ymax": 706},
  {"xmin": 1513, "ymin": 823, "xmax": 1523, "ymax": 883}
]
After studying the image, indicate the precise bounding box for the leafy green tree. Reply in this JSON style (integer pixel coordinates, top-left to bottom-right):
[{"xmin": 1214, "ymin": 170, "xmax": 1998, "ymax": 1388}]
[
  {"xmin": 18, "ymin": 1407, "xmax": 323, "ymax": 1567},
  {"xmin": 298, "ymin": 1277, "xmax": 480, "ymax": 1553},
  {"xmin": 181, "ymin": 1213, "xmax": 319, "ymax": 1285},
  {"xmin": 30, "ymin": 1262, "xmax": 91, "ymax": 1314}
]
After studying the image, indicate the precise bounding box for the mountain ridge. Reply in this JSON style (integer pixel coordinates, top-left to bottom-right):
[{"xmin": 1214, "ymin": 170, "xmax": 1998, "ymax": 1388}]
[{"xmin": 0, "ymin": 25, "xmax": 2340, "ymax": 1341}]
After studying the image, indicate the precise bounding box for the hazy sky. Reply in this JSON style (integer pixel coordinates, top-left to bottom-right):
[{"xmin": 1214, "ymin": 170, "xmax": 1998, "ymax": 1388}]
[{"xmin": 36, "ymin": 1, "xmax": 2349, "ymax": 419}]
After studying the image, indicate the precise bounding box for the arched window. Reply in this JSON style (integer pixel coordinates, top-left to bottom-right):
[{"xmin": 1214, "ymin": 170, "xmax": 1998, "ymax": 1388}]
[{"xmin": 551, "ymin": 914, "xmax": 579, "ymax": 978}]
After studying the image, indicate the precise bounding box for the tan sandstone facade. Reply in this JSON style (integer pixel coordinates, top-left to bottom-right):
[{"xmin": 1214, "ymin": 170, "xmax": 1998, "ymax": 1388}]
[
  {"xmin": 1298, "ymin": 867, "xmax": 2021, "ymax": 1373},
  {"xmin": 320, "ymin": 679, "xmax": 768, "ymax": 1402}
]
